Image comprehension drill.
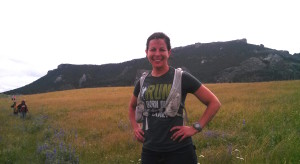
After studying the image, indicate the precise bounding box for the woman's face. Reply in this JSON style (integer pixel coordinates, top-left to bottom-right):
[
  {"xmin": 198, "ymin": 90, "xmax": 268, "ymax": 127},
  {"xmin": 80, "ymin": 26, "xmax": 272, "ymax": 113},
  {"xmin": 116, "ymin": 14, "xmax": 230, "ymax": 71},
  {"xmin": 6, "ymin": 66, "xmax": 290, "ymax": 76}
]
[{"xmin": 146, "ymin": 39, "xmax": 171, "ymax": 69}]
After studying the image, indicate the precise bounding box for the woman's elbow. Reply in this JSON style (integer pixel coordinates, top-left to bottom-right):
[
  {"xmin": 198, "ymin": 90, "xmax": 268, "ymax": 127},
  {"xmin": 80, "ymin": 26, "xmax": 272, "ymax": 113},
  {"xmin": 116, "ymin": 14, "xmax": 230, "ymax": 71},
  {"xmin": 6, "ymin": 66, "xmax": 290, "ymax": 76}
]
[{"xmin": 215, "ymin": 99, "xmax": 221, "ymax": 111}]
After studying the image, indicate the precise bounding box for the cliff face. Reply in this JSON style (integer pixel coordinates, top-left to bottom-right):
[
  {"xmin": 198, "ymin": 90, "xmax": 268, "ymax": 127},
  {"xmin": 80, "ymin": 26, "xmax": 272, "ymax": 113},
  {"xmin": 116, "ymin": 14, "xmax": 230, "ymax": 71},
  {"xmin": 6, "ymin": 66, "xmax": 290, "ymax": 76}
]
[
  {"xmin": 216, "ymin": 53, "xmax": 300, "ymax": 82},
  {"xmin": 4, "ymin": 39, "xmax": 300, "ymax": 95}
]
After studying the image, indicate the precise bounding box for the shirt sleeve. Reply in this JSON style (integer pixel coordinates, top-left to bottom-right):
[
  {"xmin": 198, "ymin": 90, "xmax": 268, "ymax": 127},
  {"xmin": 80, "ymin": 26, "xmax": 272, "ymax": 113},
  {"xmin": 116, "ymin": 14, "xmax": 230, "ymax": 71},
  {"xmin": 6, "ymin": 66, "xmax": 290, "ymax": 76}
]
[
  {"xmin": 182, "ymin": 71, "xmax": 202, "ymax": 93},
  {"xmin": 133, "ymin": 80, "xmax": 140, "ymax": 97}
]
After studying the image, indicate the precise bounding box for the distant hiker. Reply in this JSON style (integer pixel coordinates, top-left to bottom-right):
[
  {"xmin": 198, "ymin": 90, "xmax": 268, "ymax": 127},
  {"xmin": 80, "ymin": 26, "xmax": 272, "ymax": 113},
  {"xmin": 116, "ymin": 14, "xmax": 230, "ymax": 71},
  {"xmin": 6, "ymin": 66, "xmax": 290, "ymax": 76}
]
[
  {"xmin": 128, "ymin": 32, "xmax": 221, "ymax": 164},
  {"xmin": 17, "ymin": 100, "xmax": 28, "ymax": 119},
  {"xmin": 10, "ymin": 100, "xmax": 18, "ymax": 115},
  {"xmin": 11, "ymin": 95, "xmax": 16, "ymax": 101}
]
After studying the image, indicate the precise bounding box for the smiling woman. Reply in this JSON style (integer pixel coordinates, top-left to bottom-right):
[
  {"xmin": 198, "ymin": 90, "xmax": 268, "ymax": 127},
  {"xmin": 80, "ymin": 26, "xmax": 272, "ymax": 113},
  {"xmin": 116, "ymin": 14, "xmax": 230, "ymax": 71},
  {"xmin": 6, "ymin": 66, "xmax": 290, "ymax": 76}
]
[
  {"xmin": 128, "ymin": 32, "xmax": 221, "ymax": 164},
  {"xmin": 146, "ymin": 34, "xmax": 171, "ymax": 76}
]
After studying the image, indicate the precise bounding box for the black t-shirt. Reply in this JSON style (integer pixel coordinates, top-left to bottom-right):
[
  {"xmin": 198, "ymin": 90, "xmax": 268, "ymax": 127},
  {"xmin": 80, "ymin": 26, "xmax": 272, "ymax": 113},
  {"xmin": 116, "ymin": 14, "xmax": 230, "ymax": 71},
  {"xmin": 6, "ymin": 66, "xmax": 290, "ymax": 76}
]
[{"xmin": 133, "ymin": 67, "xmax": 201, "ymax": 152}]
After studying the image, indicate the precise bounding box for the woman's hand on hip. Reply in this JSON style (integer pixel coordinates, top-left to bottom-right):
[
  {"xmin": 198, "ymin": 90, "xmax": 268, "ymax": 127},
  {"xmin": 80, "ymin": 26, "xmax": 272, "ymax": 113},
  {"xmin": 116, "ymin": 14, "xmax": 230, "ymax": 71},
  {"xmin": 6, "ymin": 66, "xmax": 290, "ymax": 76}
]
[
  {"xmin": 134, "ymin": 127, "xmax": 145, "ymax": 143},
  {"xmin": 170, "ymin": 126, "xmax": 198, "ymax": 142}
]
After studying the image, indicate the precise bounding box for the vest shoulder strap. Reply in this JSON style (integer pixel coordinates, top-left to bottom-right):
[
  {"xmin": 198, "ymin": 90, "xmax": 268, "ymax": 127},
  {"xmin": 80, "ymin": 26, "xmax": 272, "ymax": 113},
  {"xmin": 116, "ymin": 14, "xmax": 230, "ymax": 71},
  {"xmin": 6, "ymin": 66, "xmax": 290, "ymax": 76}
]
[
  {"xmin": 138, "ymin": 68, "xmax": 182, "ymax": 105},
  {"xmin": 139, "ymin": 72, "xmax": 149, "ymax": 89},
  {"xmin": 164, "ymin": 68, "xmax": 182, "ymax": 108}
]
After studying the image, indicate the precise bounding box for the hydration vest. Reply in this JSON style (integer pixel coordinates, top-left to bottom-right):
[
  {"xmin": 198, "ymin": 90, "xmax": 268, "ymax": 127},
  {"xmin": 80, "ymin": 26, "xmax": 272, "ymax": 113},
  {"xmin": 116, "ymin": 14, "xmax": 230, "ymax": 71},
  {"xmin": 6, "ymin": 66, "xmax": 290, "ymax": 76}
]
[{"xmin": 135, "ymin": 68, "xmax": 188, "ymax": 130}]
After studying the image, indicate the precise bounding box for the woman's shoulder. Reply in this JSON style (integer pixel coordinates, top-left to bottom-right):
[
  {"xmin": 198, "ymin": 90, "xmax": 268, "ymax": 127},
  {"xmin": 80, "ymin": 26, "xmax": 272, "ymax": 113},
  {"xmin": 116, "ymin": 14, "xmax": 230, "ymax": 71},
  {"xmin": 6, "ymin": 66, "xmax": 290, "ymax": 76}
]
[
  {"xmin": 181, "ymin": 70, "xmax": 201, "ymax": 88},
  {"xmin": 172, "ymin": 67, "xmax": 196, "ymax": 80}
]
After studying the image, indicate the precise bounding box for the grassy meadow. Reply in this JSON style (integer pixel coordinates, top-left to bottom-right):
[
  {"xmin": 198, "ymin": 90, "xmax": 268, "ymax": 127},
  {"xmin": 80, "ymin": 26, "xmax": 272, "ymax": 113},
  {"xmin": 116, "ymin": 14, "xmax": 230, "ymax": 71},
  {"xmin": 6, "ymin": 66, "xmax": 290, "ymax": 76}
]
[{"xmin": 0, "ymin": 80, "xmax": 299, "ymax": 164}]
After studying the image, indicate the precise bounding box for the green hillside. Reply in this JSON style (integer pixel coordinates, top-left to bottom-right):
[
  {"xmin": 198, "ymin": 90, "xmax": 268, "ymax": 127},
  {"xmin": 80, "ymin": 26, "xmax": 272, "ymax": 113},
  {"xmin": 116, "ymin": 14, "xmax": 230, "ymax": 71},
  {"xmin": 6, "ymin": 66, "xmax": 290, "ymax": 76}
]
[{"xmin": 5, "ymin": 39, "xmax": 300, "ymax": 95}]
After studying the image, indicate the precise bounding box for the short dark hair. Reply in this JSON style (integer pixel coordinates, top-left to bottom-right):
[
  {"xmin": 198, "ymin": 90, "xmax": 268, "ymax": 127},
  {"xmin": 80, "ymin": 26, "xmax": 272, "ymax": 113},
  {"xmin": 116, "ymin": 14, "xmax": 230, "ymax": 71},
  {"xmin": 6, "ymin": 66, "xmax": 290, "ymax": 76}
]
[{"xmin": 146, "ymin": 32, "xmax": 171, "ymax": 51}]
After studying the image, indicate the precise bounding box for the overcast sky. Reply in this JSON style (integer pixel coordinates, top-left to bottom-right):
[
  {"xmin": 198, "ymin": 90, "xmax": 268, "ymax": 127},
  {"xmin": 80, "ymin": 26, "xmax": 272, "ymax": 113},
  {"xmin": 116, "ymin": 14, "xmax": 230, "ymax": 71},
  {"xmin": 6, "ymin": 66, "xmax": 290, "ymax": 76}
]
[{"xmin": 1, "ymin": 0, "xmax": 299, "ymax": 93}]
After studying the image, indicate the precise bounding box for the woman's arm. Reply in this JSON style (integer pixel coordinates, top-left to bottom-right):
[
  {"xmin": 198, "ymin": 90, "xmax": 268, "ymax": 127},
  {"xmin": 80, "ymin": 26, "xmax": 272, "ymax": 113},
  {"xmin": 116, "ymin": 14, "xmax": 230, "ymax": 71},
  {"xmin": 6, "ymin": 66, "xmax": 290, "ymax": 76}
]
[
  {"xmin": 170, "ymin": 84, "xmax": 221, "ymax": 142},
  {"xmin": 128, "ymin": 94, "xmax": 144, "ymax": 143},
  {"xmin": 193, "ymin": 84, "xmax": 221, "ymax": 129}
]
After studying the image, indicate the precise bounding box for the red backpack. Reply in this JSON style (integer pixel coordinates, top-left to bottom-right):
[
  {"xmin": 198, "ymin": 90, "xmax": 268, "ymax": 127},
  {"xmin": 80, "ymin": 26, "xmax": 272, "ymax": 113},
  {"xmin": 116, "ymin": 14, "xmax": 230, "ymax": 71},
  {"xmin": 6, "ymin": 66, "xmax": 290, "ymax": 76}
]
[{"xmin": 21, "ymin": 105, "xmax": 28, "ymax": 112}]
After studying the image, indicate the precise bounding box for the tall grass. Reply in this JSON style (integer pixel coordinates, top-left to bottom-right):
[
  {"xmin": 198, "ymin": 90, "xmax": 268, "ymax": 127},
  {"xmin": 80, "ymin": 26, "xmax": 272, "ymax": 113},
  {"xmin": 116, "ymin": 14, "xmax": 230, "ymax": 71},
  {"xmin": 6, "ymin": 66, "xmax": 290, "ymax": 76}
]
[{"xmin": 0, "ymin": 81, "xmax": 299, "ymax": 163}]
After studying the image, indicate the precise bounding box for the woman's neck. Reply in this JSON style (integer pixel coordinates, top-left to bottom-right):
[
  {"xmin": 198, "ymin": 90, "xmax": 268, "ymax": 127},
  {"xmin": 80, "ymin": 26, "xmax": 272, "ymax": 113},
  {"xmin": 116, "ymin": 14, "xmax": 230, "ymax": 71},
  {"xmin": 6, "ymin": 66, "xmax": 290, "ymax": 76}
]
[{"xmin": 151, "ymin": 65, "xmax": 170, "ymax": 77}]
